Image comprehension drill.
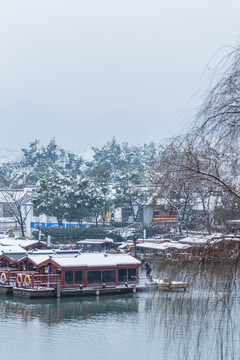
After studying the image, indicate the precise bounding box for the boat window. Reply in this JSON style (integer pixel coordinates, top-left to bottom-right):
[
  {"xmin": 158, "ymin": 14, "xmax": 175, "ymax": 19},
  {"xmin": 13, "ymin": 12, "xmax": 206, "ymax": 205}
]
[
  {"xmin": 102, "ymin": 270, "xmax": 116, "ymax": 283},
  {"xmin": 65, "ymin": 270, "xmax": 73, "ymax": 284},
  {"xmin": 77, "ymin": 244, "xmax": 83, "ymax": 250},
  {"xmin": 118, "ymin": 268, "xmax": 127, "ymax": 282},
  {"xmin": 87, "ymin": 271, "xmax": 101, "ymax": 284},
  {"xmin": 85, "ymin": 244, "xmax": 91, "ymax": 252},
  {"xmin": 155, "ymin": 250, "xmax": 163, "ymax": 258},
  {"xmin": 136, "ymin": 248, "xmax": 144, "ymax": 255},
  {"xmin": 74, "ymin": 271, "xmax": 83, "ymax": 284},
  {"xmin": 146, "ymin": 249, "xmax": 153, "ymax": 256},
  {"xmin": 128, "ymin": 268, "xmax": 136, "ymax": 281},
  {"xmin": 92, "ymin": 244, "xmax": 99, "ymax": 252}
]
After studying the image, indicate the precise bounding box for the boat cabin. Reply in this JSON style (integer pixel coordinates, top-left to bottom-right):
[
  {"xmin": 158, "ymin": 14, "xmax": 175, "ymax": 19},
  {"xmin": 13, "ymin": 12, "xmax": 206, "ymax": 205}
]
[
  {"xmin": 39, "ymin": 253, "xmax": 141, "ymax": 288},
  {"xmin": 0, "ymin": 246, "xmax": 27, "ymax": 268},
  {"xmin": 136, "ymin": 242, "xmax": 192, "ymax": 260},
  {"xmin": 76, "ymin": 238, "xmax": 115, "ymax": 253}
]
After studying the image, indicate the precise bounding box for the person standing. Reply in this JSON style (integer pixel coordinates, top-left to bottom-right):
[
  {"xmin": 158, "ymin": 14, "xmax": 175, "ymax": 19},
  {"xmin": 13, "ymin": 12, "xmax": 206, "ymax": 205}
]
[{"xmin": 145, "ymin": 261, "xmax": 152, "ymax": 280}]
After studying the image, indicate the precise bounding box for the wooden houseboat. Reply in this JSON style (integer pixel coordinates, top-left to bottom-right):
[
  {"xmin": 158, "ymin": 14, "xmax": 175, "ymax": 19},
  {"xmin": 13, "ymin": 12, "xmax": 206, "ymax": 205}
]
[
  {"xmin": 135, "ymin": 241, "xmax": 192, "ymax": 261},
  {"xmin": 8, "ymin": 253, "xmax": 141, "ymax": 298},
  {"xmin": 178, "ymin": 235, "xmax": 240, "ymax": 259},
  {"xmin": 76, "ymin": 238, "xmax": 115, "ymax": 252}
]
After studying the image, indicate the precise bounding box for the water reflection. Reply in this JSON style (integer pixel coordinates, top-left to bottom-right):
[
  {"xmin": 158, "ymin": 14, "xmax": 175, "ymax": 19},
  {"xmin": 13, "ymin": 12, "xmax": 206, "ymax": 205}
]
[
  {"xmin": 0, "ymin": 294, "xmax": 139, "ymax": 324},
  {"xmin": 0, "ymin": 262, "xmax": 240, "ymax": 360}
]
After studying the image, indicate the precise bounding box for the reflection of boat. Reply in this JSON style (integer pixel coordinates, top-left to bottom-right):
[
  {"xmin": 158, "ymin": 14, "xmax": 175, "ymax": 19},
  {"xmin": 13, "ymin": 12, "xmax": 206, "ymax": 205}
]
[
  {"xmin": 154, "ymin": 278, "xmax": 189, "ymax": 291},
  {"xmin": 0, "ymin": 295, "xmax": 139, "ymax": 324}
]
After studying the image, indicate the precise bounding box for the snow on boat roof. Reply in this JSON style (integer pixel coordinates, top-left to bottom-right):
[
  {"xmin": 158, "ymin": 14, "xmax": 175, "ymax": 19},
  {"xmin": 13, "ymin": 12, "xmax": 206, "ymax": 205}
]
[
  {"xmin": 51, "ymin": 253, "xmax": 141, "ymax": 268},
  {"xmin": 0, "ymin": 245, "xmax": 27, "ymax": 254},
  {"xmin": 137, "ymin": 238, "xmax": 170, "ymax": 243},
  {"xmin": 0, "ymin": 238, "xmax": 42, "ymax": 248},
  {"xmin": 136, "ymin": 242, "xmax": 192, "ymax": 250},
  {"xmin": 178, "ymin": 237, "xmax": 211, "ymax": 245},
  {"xmin": 28, "ymin": 249, "xmax": 54, "ymax": 255},
  {"xmin": 26, "ymin": 255, "xmax": 52, "ymax": 266},
  {"xmin": 179, "ymin": 234, "xmax": 240, "ymax": 245},
  {"xmin": 76, "ymin": 238, "xmax": 114, "ymax": 244},
  {"xmin": 118, "ymin": 243, "xmax": 130, "ymax": 249}
]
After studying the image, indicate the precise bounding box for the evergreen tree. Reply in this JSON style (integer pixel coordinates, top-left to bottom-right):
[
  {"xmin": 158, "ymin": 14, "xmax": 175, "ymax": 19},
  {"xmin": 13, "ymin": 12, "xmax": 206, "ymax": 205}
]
[{"xmin": 33, "ymin": 172, "xmax": 71, "ymax": 227}]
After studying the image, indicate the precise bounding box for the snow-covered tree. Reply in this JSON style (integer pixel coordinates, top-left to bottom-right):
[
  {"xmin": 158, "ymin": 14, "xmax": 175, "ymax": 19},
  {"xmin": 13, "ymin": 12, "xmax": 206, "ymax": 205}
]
[
  {"xmin": 33, "ymin": 172, "xmax": 71, "ymax": 227},
  {"xmin": 0, "ymin": 139, "xmax": 84, "ymax": 187},
  {"xmin": 114, "ymin": 167, "xmax": 153, "ymax": 223},
  {"xmin": 65, "ymin": 174, "xmax": 91, "ymax": 226},
  {"xmin": 88, "ymin": 166, "xmax": 113, "ymax": 227},
  {"xmin": 90, "ymin": 137, "xmax": 159, "ymax": 181}
]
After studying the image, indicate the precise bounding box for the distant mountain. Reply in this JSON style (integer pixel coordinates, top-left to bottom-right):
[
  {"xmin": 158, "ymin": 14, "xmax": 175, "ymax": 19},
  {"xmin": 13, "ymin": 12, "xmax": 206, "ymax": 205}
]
[{"xmin": 0, "ymin": 148, "xmax": 20, "ymax": 163}]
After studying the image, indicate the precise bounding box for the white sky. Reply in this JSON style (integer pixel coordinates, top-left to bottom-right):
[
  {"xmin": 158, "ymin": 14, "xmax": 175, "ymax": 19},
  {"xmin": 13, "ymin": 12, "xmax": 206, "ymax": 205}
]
[{"xmin": 0, "ymin": 0, "xmax": 240, "ymax": 153}]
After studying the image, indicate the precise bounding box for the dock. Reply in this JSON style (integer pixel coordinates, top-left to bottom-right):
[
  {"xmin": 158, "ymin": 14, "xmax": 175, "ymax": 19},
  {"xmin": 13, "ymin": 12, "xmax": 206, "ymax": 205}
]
[
  {"xmin": 154, "ymin": 278, "xmax": 189, "ymax": 291},
  {"xmin": 0, "ymin": 276, "xmax": 162, "ymax": 299}
]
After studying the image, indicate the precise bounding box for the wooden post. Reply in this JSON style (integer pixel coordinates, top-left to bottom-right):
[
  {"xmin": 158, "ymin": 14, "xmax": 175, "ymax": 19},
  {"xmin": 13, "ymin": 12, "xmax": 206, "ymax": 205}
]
[{"xmin": 56, "ymin": 282, "xmax": 60, "ymax": 298}]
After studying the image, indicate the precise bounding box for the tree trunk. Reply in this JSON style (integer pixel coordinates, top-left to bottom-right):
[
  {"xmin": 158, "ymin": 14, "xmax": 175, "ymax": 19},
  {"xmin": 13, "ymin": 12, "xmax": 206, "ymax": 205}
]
[
  {"xmin": 57, "ymin": 216, "xmax": 63, "ymax": 228},
  {"xmin": 18, "ymin": 207, "xmax": 25, "ymax": 237},
  {"xmin": 20, "ymin": 222, "xmax": 25, "ymax": 238}
]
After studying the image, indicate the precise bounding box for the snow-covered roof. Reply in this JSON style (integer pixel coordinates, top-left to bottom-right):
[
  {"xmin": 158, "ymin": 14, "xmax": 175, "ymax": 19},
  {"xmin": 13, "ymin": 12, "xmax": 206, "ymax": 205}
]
[
  {"xmin": 28, "ymin": 249, "xmax": 54, "ymax": 255},
  {"xmin": 137, "ymin": 238, "xmax": 170, "ymax": 244},
  {"xmin": 76, "ymin": 238, "xmax": 114, "ymax": 244},
  {"xmin": 136, "ymin": 242, "xmax": 192, "ymax": 251},
  {"xmin": 50, "ymin": 253, "xmax": 141, "ymax": 268},
  {"xmin": 118, "ymin": 243, "xmax": 131, "ymax": 249},
  {"xmin": 54, "ymin": 250, "xmax": 79, "ymax": 257},
  {"xmin": 0, "ymin": 245, "xmax": 27, "ymax": 254},
  {"xmin": 0, "ymin": 238, "xmax": 42, "ymax": 248},
  {"xmin": 26, "ymin": 255, "xmax": 52, "ymax": 266},
  {"xmin": 178, "ymin": 236, "xmax": 211, "ymax": 245},
  {"xmin": 179, "ymin": 234, "xmax": 240, "ymax": 246}
]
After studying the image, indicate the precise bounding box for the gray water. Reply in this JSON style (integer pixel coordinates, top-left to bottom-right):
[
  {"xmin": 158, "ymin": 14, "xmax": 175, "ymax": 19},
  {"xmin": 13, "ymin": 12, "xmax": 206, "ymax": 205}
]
[{"xmin": 0, "ymin": 265, "xmax": 240, "ymax": 360}]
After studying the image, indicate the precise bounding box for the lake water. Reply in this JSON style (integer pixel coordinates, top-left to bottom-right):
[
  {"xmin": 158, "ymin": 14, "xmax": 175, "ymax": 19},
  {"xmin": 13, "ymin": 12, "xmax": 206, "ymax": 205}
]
[{"xmin": 0, "ymin": 264, "xmax": 239, "ymax": 360}]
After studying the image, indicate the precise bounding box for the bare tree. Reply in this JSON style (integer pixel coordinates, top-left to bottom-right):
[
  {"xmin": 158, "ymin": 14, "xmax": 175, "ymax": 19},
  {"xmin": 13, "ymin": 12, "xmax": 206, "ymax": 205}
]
[
  {"xmin": 154, "ymin": 137, "xmax": 235, "ymax": 233},
  {"xmin": 0, "ymin": 188, "xmax": 33, "ymax": 237},
  {"xmin": 193, "ymin": 45, "xmax": 240, "ymax": 145}
]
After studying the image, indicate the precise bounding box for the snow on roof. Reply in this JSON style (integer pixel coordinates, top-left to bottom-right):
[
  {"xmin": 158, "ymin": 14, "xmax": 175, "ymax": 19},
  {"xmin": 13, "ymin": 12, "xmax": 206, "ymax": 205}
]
[
  {"xmin": 28, "ymin": 249, "xmax": 54, "ymax": 255},
  {"xmin": 76, "ymin": 238, "xmax": 114, "ymax": 244},
  {"xmin": 0, "ymin": 245, "xmax": 27, "ymax": 254},
  {"xmin": 178, "ymin": 237, "xmax": 211, "ymax": 245},
  {"xmin": 0, "ymin": 238, "xmax": 41, "ymax": 248},
  {"xmin": 179, "ymin": 234, "xmax": 240, "ymax": 245},
  {"xmin": 27, "ymin": 255, "xmax": 52, "ymax": 266},
  {"xmin": 54, "ymin": 250, "xmax": 79, "ymax": 257},
  {"xmin": 51, "ymin": 253, "xmax": 141, "ymax": 268},
  {"xmin": 118, "ymin": 243, "xmax": 131, "ymax": 249},
  {"xmin": 136, "ymin": 242, "xmax": 192, "ymax": 250},
  {"xmin": 137, "ymin": 238, "xmax": 170, "ymax": 244}
]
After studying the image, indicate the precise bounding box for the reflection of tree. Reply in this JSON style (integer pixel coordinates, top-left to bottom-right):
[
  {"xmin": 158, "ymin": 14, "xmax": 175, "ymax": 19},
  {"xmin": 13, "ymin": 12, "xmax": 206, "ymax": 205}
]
[{"xmin": 151, "ymin": 260, "xmax": 239, "ymax": 360}]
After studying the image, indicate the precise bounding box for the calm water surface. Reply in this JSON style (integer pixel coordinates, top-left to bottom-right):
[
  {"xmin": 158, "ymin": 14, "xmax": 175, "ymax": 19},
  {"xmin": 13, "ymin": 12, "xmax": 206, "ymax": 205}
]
[{"xmin": 0, "ymin": 266, "xmax": 239, "ymax": 360}]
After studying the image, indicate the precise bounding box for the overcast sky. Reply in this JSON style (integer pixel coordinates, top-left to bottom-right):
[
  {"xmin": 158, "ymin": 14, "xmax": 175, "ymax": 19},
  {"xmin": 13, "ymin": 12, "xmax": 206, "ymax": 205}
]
[{"xmin": 0, "ymin": 0, "xmax": 240, "ymax": 153}]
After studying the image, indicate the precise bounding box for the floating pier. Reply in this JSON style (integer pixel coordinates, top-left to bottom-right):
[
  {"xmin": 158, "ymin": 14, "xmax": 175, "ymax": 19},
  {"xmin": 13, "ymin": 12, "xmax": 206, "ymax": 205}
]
[{"xmin": 154, "ymin": 278, "xmax": 189, "ymax": 291}]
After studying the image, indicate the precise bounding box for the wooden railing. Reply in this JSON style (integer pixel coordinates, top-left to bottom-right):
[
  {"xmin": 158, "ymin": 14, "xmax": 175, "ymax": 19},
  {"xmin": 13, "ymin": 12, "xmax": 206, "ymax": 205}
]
[{"xmin": 0, "ymin": 269, "xmax": 61, "ymax": 289}]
